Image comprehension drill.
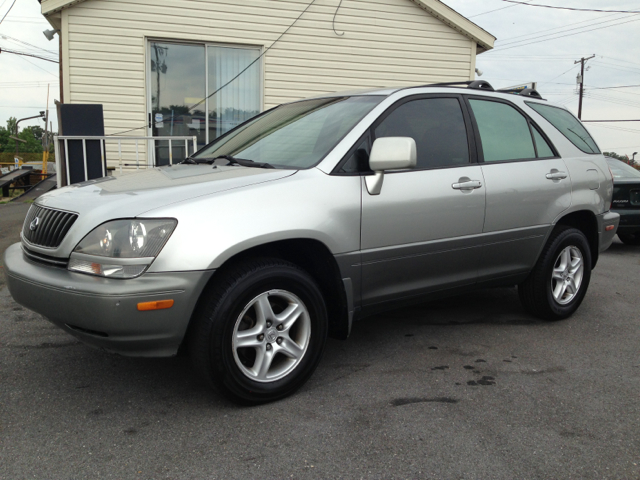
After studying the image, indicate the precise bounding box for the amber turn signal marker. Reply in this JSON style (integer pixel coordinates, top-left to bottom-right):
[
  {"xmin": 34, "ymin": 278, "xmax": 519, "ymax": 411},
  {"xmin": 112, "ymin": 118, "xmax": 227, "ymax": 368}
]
[
  {"xmin": 137, "ymin": 300, "xmax": 174, "ymax": 311},
  {"xmin": 605, "ymin": 225, "xmax": 615, "ymax": 231}
]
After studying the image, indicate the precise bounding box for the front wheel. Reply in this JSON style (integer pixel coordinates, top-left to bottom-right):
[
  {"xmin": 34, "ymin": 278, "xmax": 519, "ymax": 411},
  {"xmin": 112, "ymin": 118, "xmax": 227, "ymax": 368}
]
[
  {"xmin": 518, "ymin": 227, "xmax": 592, "ymax": 320},
  {"xmin": 189, "ymin": 258, "xmax": 328, "ymax": 404}
]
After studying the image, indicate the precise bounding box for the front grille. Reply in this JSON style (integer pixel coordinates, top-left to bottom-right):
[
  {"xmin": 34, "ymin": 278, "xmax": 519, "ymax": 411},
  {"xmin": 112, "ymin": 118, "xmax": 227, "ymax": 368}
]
[
  {"xmin": 22, "ymin": 204, "xmax": 78, "ymax": 248},
  {"xmin": 22, "ymin": 246, "xmax": 69, "ymax": 268}
]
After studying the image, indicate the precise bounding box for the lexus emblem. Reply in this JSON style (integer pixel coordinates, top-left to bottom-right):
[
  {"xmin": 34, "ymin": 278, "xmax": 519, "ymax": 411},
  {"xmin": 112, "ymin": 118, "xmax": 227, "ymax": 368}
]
[{"xmin": 30, "ymin": 217, "xmax": 40, "ymax": 231}]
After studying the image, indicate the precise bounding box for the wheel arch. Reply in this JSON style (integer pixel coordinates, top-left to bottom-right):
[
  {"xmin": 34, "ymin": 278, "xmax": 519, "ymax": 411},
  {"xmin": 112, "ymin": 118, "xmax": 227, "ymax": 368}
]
[
  {"xmin": 184, "ymin": 238, "xmax": 351, "ymax": 350},
  {"xmin": 554, "ymin": 210, "xmax": 599, "ymax": 268}
]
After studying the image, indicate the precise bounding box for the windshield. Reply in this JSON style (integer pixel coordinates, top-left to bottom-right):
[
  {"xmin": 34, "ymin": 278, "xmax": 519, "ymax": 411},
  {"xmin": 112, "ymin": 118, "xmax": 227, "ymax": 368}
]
[
  {"xmin": 606, "ymin": 158, "xmax": 640, "ymax": 179},
  {"xmin": 192, "ymin": 96, "xmax": 384, "ymax": 169}
]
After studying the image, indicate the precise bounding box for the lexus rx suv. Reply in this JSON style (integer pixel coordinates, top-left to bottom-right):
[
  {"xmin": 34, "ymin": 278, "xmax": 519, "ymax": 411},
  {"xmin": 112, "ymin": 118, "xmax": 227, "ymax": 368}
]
[{"xmin": 4, "ymin": 81, "xmax": 619, "ymax": 403}]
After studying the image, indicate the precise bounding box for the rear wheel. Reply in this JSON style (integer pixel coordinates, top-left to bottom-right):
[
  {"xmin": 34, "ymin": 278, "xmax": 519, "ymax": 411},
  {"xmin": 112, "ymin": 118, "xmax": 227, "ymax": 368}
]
[
  {"xmin": 519, "ymin": 227, "xmax": 592, "ymax": 320},
  {"xmin": 618, "ymin": 232, "xmax": 640, "ymax": 245},
  {"xmin": 189, "ymin": 258, "xmax": 328, "ymax": 404}
]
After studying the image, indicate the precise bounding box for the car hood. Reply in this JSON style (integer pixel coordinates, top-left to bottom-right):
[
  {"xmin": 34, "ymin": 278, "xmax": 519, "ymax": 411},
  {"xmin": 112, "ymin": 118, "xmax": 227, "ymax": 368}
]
[{"xmin": 36, "ymin": 165, "xmax": 296, "ymax": 218}]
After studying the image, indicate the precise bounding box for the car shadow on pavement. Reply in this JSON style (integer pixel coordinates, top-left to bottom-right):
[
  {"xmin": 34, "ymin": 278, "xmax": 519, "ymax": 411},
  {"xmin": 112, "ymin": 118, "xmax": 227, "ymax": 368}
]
[{"xmin": 1, "ymin": 284, "xmax": 539, "ymax": 408}]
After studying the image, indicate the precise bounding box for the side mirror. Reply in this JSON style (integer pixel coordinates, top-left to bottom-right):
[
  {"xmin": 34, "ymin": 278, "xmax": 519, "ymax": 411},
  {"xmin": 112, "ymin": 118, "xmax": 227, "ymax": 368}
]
[{"xmin": 366, "ymin": 137, "xmax": 417, "ymax": 195}]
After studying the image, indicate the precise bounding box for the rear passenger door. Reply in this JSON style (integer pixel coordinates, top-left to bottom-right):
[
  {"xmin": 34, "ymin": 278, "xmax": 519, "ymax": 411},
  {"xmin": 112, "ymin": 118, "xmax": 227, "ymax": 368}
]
[
  {"xmin": 465, "ymin": 96, "xmax": 572, "ymax": 282},
  {"xmin": 359, "ymin": 95, "xmax": 486, "ymax": 307}
]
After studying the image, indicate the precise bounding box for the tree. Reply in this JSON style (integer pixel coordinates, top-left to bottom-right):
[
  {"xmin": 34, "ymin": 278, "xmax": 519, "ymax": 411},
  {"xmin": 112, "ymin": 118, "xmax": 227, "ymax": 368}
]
[
  {"xmin": 1, "ymin": 118, "xmax": 44, "ymax": 154},
  {"xmin": 6, "ymin": 117, "xmax": 17, "ymax": 135},
  {"xmin": 0, "ymin": 125, "xmax": 8, "ymax": 153}
]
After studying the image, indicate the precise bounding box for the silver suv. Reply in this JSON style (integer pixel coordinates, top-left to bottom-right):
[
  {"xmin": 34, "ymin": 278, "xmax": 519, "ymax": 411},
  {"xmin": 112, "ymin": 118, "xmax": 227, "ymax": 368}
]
[{"xmin": 4, "ymin": 81, "xmax": 620, "ymax": 404}]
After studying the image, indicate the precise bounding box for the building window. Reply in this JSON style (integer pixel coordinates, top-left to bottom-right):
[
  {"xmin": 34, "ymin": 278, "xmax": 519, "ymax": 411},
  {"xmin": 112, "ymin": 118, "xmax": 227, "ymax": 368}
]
[{"xmin": 149, "ymin": 40, "xmax": 261, "ymax": 165}]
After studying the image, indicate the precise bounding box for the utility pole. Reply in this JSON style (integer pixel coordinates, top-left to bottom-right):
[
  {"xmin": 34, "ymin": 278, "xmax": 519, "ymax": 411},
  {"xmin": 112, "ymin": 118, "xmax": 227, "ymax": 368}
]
[
  {"xmin": 575, "ymin": 54, "xmax": 595, "ymax": 120},
  {"xmin": 42, "ymin": 84, "xmax": 50, "ymax": 174}
]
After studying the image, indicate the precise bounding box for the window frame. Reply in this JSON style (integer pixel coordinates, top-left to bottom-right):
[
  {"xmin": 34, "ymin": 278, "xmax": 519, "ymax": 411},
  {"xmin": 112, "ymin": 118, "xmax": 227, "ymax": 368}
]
[
  {"xmin": 332, "ymin": 93, "xmax": 479, "ymax": 175},
  {"xmin": 463, "ymin": 95, "xmax": 560, "ymax": 165}
]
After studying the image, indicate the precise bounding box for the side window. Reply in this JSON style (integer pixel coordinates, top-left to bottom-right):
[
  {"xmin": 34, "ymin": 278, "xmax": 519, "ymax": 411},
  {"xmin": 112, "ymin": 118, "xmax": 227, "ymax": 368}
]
[
  {"xmin": 468, "ymin": 99, "xmax": 536, "ymax": 162},
  {"xmin": 526, "ymin": 101, "xmax": 600, "ymax": 154},
  {"xmin": 340, "ymin": 133, "xmax": 371, "ymax": 173},
  {"xmin": 532, "ymin": 127, "xmax": 555, "ymax": 158},
  {"xmin": 374, "ymin": 98, "xmax": 469, "ymax": 169}
]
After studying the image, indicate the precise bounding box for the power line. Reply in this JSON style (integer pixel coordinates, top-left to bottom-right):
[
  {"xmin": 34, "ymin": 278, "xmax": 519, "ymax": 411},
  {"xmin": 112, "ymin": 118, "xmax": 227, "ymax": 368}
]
[
  {"xmin": 498, "ymin": 1, "xmax": 640, "ymax": 13},
  {"xmin": 491, "ymin": 16, "xmax": 640, "ymax": 52},
  {"xmin": 493, "ymin": 14, "xmax": 640, "ymax": 49},
  {"xmin": 537, "ymin": 64, "xmax": 579, "ymax": 86},
  {"xmin": 0, "ymin": 33, "xmax": 58, "ymax": 55},
  {"xmin": 0, "ymin": 48, "xmax": 59, "ymax": 63},
  {"xmin": 0, "ymin": 0, "xmax": 16, "ymax": 26},
  {"xmin": 494, "ymin": 12, "xmax": 630, "ymax": 45},
  {"xmin": 589, "ymin": 84, "xmax": 640, "ymax": 90},
  {"xmin": 588, "ymin": 124, "xmax": 640, "ymax": 134},
  {"xmin": 13, "ymin": 53, "xmax": 59, "ymax": 78},
  {"xmin": 468, "ymin": 0, "xmax": 532, "ymax": 18}
]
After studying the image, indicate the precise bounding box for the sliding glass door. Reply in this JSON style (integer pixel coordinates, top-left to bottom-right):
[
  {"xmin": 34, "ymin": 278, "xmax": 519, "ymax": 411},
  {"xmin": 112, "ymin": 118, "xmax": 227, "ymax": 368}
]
[{"xmin": 149, "ymin": 40, "xmax": 261, "ymax": 166}]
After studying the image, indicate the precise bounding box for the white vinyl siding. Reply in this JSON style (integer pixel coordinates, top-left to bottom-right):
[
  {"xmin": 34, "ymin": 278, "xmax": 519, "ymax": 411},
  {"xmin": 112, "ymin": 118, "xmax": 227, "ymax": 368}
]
[{"xmin": 59, "ymin": 0, "xmax": 478, "ymax": 165}]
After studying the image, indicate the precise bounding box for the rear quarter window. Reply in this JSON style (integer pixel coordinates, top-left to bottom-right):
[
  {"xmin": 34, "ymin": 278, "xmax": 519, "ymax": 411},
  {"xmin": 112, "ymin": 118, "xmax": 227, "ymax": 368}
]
[{"xmin": 526, "ymin": 102, "xmax": 600, "ymax": 154}]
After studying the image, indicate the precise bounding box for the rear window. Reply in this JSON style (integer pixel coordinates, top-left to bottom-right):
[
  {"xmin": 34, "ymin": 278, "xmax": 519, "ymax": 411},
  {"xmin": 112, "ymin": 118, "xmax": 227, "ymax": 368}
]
[
  {"xmin": 606, "ymin": 158, "xmax": 640, "ymax": 179},
  {"xmin": 526, "ymin": 102, "xmax": 600, "ymax": 154}
]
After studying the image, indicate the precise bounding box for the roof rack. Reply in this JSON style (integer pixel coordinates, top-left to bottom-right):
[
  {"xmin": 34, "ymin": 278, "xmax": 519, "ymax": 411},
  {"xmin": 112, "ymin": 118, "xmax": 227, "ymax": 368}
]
[
  {"xmin": 496, "ymin": 87, "xmax": 546, "ymax": 101},
  {"xmin": 427, "ymin": 80, "xmax": 495, "ymax": 91}
]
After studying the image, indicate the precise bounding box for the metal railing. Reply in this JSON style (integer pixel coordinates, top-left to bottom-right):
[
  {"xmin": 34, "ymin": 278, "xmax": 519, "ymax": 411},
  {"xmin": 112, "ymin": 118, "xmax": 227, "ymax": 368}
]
[{"xmin": 54, "ymin": 135, "xmax": 199, "ymax": 188}]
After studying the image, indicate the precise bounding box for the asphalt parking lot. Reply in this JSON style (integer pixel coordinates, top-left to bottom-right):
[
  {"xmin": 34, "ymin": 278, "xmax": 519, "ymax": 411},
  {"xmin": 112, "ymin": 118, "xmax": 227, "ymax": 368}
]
[{"xmin": 1, "ymin": 201, "xmax": 639, "ymax": 479}]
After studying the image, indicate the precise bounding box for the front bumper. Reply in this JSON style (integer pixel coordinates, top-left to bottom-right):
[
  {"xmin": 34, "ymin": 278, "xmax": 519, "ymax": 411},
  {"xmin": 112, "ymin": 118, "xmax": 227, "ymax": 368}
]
[
  {"xmin": 597, "ymin": 211, "xmax": 620, "ymax": 252},
  {"xmin": 3, "ymin": 243, "xmax": 214, "ymax": 357}
]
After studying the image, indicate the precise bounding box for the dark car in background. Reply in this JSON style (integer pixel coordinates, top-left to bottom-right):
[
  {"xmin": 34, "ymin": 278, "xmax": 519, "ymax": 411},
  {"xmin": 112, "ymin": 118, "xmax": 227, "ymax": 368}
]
[{"xmin": 606, "ymin": 157, "xmax": 640, "ymax": 245}]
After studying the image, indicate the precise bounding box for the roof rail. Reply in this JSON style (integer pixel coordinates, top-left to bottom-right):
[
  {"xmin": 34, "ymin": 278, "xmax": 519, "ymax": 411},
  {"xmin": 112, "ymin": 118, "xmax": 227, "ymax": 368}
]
[
  {"xmin": 519, "ymin": 89, "xmax": 544, "ymax": 100},
  {"xmin": 496, "ymin": 87, "xmax": 546, "ymax": 101},
  {"xmin": 422, "ymin": 80, "xmax": 495, "ymax": 91},
  {"xmin": 467, "ymin": 80, "xmax": 495, "ymax": 91}
]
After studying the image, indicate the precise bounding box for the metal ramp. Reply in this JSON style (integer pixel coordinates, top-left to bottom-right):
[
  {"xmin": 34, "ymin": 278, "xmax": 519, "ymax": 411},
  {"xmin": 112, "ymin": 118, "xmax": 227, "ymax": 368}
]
[
  {"xmin": 0, "ymin": 169, "xmax": 32, "ymax": 198},
  {"xmin": 15, "ymin": 174, "xmax": 57, "ymax": 202}
]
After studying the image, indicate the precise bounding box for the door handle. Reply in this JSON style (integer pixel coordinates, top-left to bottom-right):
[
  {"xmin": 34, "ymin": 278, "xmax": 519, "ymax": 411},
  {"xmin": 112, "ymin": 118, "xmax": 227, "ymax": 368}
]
[
  {"xmin": 452, "ymin": 180, "xmax": 482, "ymax": 190},
  {"xmin": 546, "ymin": 171, "xmax": 567, "ymax": 180}
]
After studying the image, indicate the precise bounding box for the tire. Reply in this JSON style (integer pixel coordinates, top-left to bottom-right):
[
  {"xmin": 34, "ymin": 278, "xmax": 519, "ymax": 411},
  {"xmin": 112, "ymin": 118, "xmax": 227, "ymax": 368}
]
[
  {"xmin": 189, "ymin": 258, "xmax": 328, "ymax": 404},
  {"xmin": 518, "ymin": 226, "xmax": 592, "ymax": 321},
  {"xmin": 618, "ymin": 232, "xmax": 640, "ymax": 245}
]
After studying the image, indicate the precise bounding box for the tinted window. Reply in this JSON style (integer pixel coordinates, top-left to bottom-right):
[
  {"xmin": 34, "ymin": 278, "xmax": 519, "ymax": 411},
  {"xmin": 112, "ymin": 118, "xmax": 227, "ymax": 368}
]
[
  {"xmin": 526, "ymin": 102, "xmax": 600, "ymax": 154},
  {"xmin": 532, "ymin": 127, "xmax": 555, "ymax": 158},
  {"xmin": 469, "ymin": 99, "xmax": 535, "ymax": 162},
  {"xmin": 374, "ymin": 98, "xmax": 469, "ymax": 169},
  {"xmin": 606, "ymin": 158, "xmax": 640, "ymax": 179}
]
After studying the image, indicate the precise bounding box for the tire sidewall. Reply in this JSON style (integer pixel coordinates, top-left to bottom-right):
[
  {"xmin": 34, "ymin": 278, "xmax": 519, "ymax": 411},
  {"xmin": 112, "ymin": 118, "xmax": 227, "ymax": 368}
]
[
  {"xmin": 208, "ymin": 263, "xmax": 327, "ymax": 403},
  {"xmin": 543, "ymin": 229, "xmax": 592, "ymax": 318}
]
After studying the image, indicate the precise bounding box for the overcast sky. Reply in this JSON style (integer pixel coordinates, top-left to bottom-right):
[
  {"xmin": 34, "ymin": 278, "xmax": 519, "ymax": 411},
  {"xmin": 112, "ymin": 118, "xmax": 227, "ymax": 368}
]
[{"xmin": 0, "ymin": 0, "xmax": 639, "ymax": 157}]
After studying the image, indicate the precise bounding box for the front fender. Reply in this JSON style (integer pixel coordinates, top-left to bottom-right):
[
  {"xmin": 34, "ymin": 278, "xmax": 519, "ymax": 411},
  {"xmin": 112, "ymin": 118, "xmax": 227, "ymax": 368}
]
[{"xmin": 145, "ymin": 169, "xmax": 362, "ymax": 273}]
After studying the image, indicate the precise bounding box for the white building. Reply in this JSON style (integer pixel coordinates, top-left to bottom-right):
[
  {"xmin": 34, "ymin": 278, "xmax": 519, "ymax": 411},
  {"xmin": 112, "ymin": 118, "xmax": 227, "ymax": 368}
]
[{"xmin": 40, "ymin": 0, "xmax": 495, "ymax": 165}]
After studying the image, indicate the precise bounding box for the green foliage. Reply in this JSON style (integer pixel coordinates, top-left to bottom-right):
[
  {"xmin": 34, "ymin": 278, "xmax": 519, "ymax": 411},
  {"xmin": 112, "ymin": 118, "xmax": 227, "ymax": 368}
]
[
  {"xmin": 0, "ymin": 117, "xmax": 44, "ymax": 154},
  {"xmin": 6, "ymin": 117, "xmax": 17, "ymax": 135}
]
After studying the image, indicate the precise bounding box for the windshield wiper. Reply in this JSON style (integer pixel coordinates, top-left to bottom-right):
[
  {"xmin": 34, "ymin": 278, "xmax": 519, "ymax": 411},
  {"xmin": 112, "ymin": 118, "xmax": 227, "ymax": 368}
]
[
  {"xmin": 182, "ymin": 156, "xmax": 215, "ymax": 165},
  {"xmin": 215, "ymin": 155, "xmax": 275, "ymax": 169},
  {"xmin": 182, "ymin": 154, "xmax": 274, "ymax": 168}
]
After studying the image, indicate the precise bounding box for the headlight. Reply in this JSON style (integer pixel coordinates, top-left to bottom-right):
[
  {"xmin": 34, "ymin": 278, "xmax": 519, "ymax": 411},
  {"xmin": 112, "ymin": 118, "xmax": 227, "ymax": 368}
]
[{"xmin": 68, "ymin": 218, "xmax": 177, "ymax": 278}]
